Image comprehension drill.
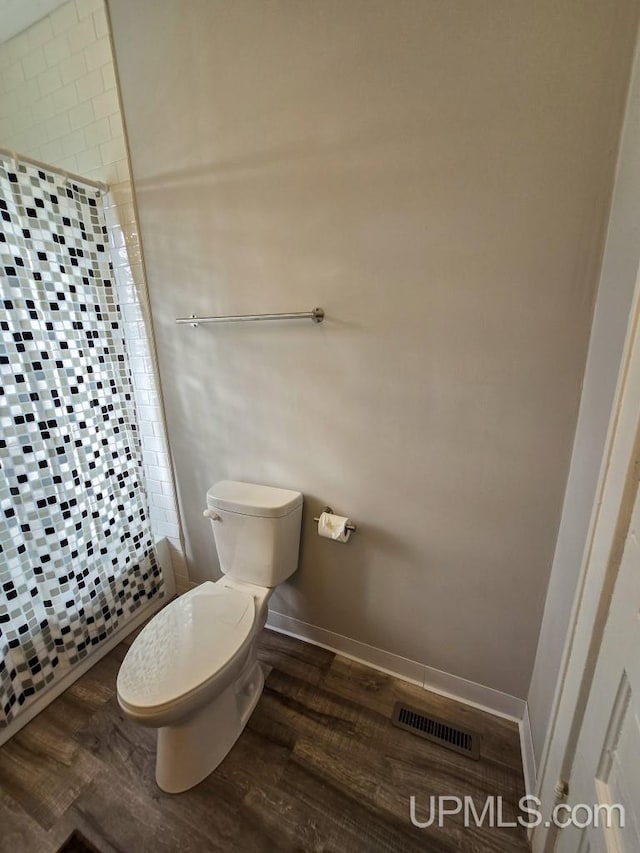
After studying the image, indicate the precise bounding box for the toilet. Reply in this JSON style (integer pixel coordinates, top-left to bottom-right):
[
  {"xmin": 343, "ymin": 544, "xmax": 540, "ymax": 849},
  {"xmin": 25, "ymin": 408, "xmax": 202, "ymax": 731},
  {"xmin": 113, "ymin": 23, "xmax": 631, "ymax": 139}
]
[{"xmin": 116, "ymin": 480, "xmax": 303, "ymax": 793}]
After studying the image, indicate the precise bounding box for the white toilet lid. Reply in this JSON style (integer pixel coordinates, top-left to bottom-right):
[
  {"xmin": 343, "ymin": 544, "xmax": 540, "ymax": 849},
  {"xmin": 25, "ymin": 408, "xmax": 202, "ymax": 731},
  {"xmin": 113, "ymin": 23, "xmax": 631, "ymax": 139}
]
[{"xmin": 117, "ymin": 582, "xmax": 255, "ymax": 711}]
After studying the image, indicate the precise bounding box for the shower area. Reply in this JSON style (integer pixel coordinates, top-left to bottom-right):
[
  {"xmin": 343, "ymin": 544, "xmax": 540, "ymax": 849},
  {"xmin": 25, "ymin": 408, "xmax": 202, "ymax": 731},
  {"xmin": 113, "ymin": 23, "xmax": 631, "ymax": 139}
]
[{"xmin": 0, "ymin": 0, "xmax": 185, "ymax": 744}]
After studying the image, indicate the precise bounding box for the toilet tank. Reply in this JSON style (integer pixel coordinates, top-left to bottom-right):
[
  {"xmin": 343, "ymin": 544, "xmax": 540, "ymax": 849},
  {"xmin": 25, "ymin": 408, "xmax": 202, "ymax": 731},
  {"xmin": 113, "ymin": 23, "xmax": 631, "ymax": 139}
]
[{"xmin": 206, "ymin": 481, "xmax": 303, "ymax": 588}]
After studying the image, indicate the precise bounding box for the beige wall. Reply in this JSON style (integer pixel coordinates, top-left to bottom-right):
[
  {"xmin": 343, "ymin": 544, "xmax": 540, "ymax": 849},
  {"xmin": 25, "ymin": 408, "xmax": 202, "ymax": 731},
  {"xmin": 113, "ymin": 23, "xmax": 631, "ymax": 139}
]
[{"xmin": 108, "ymin": 0, "xmax": 636, "ymax": 699}]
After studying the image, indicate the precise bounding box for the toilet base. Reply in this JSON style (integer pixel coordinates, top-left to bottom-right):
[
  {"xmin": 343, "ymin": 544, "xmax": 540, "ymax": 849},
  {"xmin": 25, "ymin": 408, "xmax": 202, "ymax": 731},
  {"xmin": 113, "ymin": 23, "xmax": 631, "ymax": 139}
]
[{"xmin": 155, "ymin": 658, "xmax": 265, "ymax": 793}]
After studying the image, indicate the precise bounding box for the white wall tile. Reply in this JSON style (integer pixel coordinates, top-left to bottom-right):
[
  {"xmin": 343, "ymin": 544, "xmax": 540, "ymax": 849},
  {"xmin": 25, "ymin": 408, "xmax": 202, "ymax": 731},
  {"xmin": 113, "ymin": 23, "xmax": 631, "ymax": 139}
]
[
  {"xmin": 134, "ymin": 372, "xmax": 156, "ymax": 392},
  {"xmin": 154, "ymin": 521, "xmax": 180, "ymax": 540},
  {"xmin": 75, "ymin": 67, "xmax": 103, "ymax": 103},
  {"xmin": 0, "ymin": 115, "xmax": 14, "ymax": 136},
  {"xmin": 39, "ymin": 138, "xmax": 63, "ymax": 163},
  {"xmin": 44, "ymin": 35, "xmax": 71, "ymax": 67},
  {"xmin": 93, "ymin": 10, "xmax": 108, "ymax": 39},
  {"xmin": 136, "ymin": 405, "xmax": 160, "ymax": 426},
  {"xmin": 152, "ymin": 493, "xmax": 177, "ymax": 512},
  {"xmin": 62, "ymin": 127, "xmax": 86, "ymax": 155},
  {"xmin": 5, "ymin": 31, "xmax": 30, "ymax": 62},
  {"xmin": 51, "ymin": 3, "xmax": 78, "ymax": 36},
  {"xmin": 3, "ymin": 62, "xmax": 25, "ymax": 91},
  {"xmin": 0, "ymin": 88, "xmax": 17, "ymax": 117},
  {"xmin": 100, "ymin": 62, "xmax": 116, "ymax": 93},
  {"xmin": 92, "ymin": 87, "xmax": 118, "ymax": 119},
  {"xmin": 120, "ymin": 204, "xmax": 135, "ymax": 226},
  {"xmin": 142, "ymin": 435, "xmax": 165, "ymax": 454},
  {"xmin": 145, "ymin": 478, "xmax": 163, "ymax": 497},
  {"xmin": 75, "ymin": 0, "xmax": 103, "ymax": 19},
  {"xmin": 83, "ymin": 115, "xmax": 111, "ymax": 146},
  {"xmin": 68, "ymin": 99, "xmax": 94, "ymax": 129},
  {"xmin": 108, "ymin": 225, "xmax": 125, "ymax": 250},
  {"xmin": 32, "ymin": 94, "xmax": 57, "ymax": 121},
  {"xmin": 126, "ymin": 339, "xmax": 150, "ymax": 359},
  {"xmin": 67, "ymin": 18, "xmax": 96, "ymax": 55},
  {"xmin": 27, "ymin": 17, "xmax": 53, "ymax": 50},
  {"xmin": 133, "ymin": 388, "xmax": 153, "ymax": 406},
  {"xmin": 56, "ymin": 152, "xmax": 78, "ymax": 172},
  {"xmin": 74, "ymin": 144, "xmax": 102, "ymax": 173},
  {"xmin": 22, "ymin": 48, "xmax": 47, "ymax": 80},
  {"xmin": 53, "ymin": 81, "xmax": 78, "ymax": 113},
  {"xmin": 19, "ymin": 78, "xmax": 41, "ymax": 104},
  {"xmin": 107, "ymin": 181, "xmax": 132, "ymax": 208},
  {"xmin": 85, "ymin": 37, "xmax": 111, "ymax": 72},
  {"xmin": 122, "ymin": 302, "xmax": 141, "ymax": 323},
  {"xmin": 45, "ymin": 112, "xmax": 70, "ymax": 141},
  {"xmin": 99, "ymin": 136, "xmax": 125, "ymax": 166},
  {"xmin": 60, "ymin": 52, "xmax": 87, "ymax": 85},
  {"xmin": 38, "ymin": 65, "xmax": 62, "ymax": 96},
  {"xmin": 115, "ymin": 158, "xmax": 131, "ymax": 183},
  {"xmin": 142, "ymin": 449, "xmax": 159, "ymax": 467}
]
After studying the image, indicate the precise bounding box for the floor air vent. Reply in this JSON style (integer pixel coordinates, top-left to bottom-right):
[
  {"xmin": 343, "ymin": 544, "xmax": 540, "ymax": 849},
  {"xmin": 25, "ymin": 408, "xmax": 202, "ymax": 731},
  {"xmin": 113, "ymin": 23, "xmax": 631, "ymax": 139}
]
[{"xmin": 391, "ymin": 702, "xmax": 481, "ymax": 760}]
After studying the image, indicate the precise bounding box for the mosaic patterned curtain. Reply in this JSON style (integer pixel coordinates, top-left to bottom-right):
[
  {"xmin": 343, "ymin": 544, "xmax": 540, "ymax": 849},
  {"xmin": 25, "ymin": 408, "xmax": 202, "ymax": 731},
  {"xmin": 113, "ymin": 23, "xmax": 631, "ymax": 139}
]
[{"xmin": 0, "ymin": 158, "xmax": 162, "ymax": 727}]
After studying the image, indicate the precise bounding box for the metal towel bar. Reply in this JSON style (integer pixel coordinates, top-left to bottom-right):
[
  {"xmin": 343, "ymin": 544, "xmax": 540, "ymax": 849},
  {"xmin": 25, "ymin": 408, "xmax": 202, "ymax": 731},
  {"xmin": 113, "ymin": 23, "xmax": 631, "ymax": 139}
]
[{"xmin": 175, "ymin": 307, "xmax": 324, "ymax": 327}]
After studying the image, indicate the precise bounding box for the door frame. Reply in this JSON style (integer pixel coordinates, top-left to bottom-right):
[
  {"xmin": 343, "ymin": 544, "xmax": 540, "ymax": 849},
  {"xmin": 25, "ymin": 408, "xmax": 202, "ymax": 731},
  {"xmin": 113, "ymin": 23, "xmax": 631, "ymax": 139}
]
[{"xmin": 532, "ymin": 262, "xmax": 640, "ymax": 852}]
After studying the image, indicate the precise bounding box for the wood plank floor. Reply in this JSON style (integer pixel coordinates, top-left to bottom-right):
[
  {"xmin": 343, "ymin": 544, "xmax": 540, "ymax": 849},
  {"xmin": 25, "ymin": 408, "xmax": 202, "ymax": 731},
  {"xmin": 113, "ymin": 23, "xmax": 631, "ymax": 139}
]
[{"xmin": 0, "ymin": 628, "xmax": 530, "ymax": 852}]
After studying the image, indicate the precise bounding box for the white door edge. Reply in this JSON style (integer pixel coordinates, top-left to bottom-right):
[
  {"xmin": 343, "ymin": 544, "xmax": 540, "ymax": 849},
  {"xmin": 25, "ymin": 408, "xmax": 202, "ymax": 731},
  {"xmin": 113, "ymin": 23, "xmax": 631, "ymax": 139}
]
[{"xmin": 532, "ymin": 254, "xmax": 640, "ymax": 852}]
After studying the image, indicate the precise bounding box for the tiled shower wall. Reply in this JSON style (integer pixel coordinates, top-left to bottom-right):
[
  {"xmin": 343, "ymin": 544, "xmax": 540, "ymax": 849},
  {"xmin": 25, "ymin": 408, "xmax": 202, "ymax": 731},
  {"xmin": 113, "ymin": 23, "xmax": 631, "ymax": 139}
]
[{"xmin": 0, "ymin": 0, "xmax": 189, "ymax": 592}]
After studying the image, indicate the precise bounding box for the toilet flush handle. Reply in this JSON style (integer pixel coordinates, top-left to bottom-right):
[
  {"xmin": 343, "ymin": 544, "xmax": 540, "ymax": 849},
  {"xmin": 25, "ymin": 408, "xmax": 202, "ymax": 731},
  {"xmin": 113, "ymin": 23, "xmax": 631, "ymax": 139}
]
[{"xmin": 203, "ymin": 509, "xmax": 221, "ymax": 521}]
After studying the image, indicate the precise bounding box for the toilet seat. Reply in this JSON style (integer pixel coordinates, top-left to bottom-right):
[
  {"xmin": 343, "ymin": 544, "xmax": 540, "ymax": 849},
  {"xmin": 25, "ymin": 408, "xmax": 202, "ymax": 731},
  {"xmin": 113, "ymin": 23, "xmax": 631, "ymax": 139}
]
[{"xmin": 117, "ymin": 581, "xmax": 255, "ymax": 717}]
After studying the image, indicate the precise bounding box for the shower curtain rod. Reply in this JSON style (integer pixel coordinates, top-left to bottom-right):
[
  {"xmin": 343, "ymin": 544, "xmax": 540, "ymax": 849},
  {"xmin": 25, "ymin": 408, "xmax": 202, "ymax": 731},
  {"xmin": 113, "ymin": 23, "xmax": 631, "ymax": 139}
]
[{"xmin": 0, "ymin": 146, "xmax": 109, "ymax": 193}]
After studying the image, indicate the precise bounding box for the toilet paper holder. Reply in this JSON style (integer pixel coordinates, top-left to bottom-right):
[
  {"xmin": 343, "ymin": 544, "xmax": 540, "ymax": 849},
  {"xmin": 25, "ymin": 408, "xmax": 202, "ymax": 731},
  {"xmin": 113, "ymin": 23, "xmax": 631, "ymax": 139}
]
[{"xmin": 313, "ymin": 506, "xmax": 357, "ymax": 533}]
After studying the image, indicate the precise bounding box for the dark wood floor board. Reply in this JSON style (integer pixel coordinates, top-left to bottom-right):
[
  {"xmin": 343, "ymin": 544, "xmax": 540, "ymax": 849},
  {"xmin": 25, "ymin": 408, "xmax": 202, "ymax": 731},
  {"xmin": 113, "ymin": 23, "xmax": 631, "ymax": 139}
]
[
  {"xmin": 247, "ymin": 696, "xmax": 299, "ymax": 752},
  {"xmin": 292, "ymin": 734, "xmax": 384, "ymax": 802},
  {"xmin": 212, "ymin": 723, "xmax": 293, "ymax": 800},
  {"xmin": 260, "ymin": 668, "xmax": 390, "ymax": 749},
  {"xmin": 263, "ymin": 660, "xmax": 524, "ymax": 810},
  {"xmin": 292, "ymin": 730, "xmax": 529, "ymax": 853},
  {"xmin": 45, "ymin": 807, "xmax": 124, "ymax": 853},
  {"xmin": 376, "ymin": 785, "xmax": 526, "ymax": 853},
  {"xmin": 245, "ymin": 760, "xmax": 446, "ymax": 853},
  {"xmin": 257, "ymin": 629, "xmax": 335, "ymax": 686},
  {"xmin": 36, "ymin": 683, "xmax": 108, "ymax": 740},
  {"xmin": 74, "ymin": 694, "xmax": 156, "ymax": 774},
  {"xmin": 0, "ymin": 789, "xmax": 54, "ymax": 853},
  {"xmin": 67, "ymin": 770, "xmax": 221, "ymax": 853},
  {"xmin": 374, "ymin": 759, "xmax": 529, "ymax": 853},
  {"xmin": 0, "ymin": 716, "xmax": 101, "ymax": 831},
  {"xmin": 64, "ymin": 653, "xmax": 121, "ymax": 711},
  {"xmin": 279, "ymin": 757, "xmax": 458, "ymax": 853},
  {"xmin": 75, "ymin": 698, "xmax": 289, "ymax": 852},
  {"xmin": 322, "ymin": 655, "xmax": 523, "ymax": 772},
  {"xmin": 377, "ymin": 725, "xmax": 525, "ymax": 805},
  {"xmin": 0, "ymin": 626, "xmax": 531, "ymax": 852},
  {"xmin": 81, "ymin": 765, "xmax": 276, "ymax": 853},
  {"xmin": 293, "ymin": 730, "xmax": 497, "ymax": 819}
]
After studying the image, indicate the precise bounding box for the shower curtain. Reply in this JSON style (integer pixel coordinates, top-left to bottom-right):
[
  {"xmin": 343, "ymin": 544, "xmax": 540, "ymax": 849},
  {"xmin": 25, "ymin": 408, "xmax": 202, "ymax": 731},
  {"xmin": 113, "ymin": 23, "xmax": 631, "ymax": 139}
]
[{"xmin": 0, "ymin": 157, "xmax": 162, "ymax": 728}]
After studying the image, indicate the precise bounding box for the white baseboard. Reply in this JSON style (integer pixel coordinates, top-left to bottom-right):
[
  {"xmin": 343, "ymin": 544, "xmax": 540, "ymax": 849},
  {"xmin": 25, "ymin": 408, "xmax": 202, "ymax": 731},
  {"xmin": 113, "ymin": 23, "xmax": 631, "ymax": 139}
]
[
  {"xmin": 421, "ymin": 661, "xmax": 526, "ymax": 722},
  {"xmin": 0, "ymin": 549, "xmax": 174, "ymax": 747},
  {"xmin": 266, "ymin": 610, "xmax": 526, "ymax": 723},
  {"xmin": 519, "ymin": 703, "xmax": 537, "ymax": 797}
]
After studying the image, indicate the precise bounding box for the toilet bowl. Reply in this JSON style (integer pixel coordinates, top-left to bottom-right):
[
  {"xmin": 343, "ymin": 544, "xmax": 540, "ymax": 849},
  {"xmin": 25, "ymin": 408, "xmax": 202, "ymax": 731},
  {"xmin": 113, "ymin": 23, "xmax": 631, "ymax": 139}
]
[{"xmin": 117, "ymin": 481, "xmax": 303, "ymax": 793}]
